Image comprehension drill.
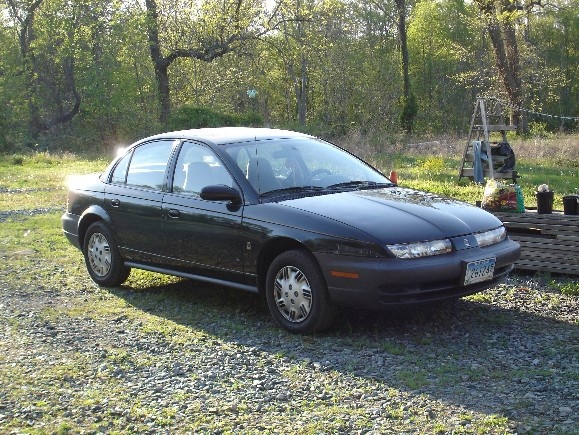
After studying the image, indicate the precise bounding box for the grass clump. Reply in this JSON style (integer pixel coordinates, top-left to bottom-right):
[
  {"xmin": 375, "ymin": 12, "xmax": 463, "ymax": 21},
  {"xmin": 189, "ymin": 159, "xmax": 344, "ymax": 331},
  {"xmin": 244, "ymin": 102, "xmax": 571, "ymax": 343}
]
[{"xmin": 549, "ymin": 278, "xmax": 579, "ymax": 296}]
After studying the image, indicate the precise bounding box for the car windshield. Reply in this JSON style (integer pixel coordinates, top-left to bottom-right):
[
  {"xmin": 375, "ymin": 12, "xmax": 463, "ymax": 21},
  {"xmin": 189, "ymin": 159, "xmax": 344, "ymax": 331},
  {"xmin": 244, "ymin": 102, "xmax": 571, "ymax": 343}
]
[{"xmin": 225, "ymin": 137, "xmax": 392, "ymax": 195}]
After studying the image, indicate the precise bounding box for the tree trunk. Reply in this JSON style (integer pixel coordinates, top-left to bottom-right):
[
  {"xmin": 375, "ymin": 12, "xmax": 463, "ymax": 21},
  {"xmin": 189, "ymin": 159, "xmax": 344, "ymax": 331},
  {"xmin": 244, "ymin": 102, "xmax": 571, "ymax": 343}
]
[
  {"xmin": 144, "ymin": 0, "xmax": 171, "ymax": 124},
  {"xmin": 51, "ymin": 56, "xmax": 81, "ymax": 126},
  {"xmin": 8, "ymin": 0, "xmax": 44, "ymax": 140},
  {"xmin": 297, "ymin": 54, "xmax": 308, "ymax": 126},
  {"xmin": 395, "ymin": 0, "xmax": 416, "ymax": 134},
  {"xmin": 476, "ymin": 0, "xmax": 527, "ymax": 134},
  {"xmin": 396, "ymin": 0, "xmax": 410, "ymax": 102}
]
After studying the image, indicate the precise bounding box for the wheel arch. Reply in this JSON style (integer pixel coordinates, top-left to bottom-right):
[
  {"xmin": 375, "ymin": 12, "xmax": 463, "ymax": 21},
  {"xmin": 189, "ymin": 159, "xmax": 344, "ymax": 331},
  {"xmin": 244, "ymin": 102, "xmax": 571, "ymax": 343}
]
[
  {"xmin": 78, "ymin": 206, "xmax": 112, "ymax": 247},
  {"xmin": 256, "ymin": 237, "xmax": 316, "ymax": 296}
]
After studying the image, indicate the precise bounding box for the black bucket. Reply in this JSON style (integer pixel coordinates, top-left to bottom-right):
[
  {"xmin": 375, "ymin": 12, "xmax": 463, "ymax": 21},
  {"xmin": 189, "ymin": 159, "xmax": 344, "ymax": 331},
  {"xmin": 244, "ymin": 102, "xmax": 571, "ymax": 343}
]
[
  {"xmin": 562, "ymin": 195, "xmax": 578, "ymax": 215},
  {"xmin": 536, "ymin": 191, "xmax": 554, "ymax": 214}
]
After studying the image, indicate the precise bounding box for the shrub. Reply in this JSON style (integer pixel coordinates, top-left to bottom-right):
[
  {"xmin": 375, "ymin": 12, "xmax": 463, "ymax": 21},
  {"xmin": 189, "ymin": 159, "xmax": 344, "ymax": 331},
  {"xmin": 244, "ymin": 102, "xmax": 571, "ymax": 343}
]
[
  {"xmin": 11, "ymin": 154, "xmax": 24, "ymax": 165},
  {"xmin": 166, "ymin": 106, "xmax": 263, "ymax": 131},
  {"xmin": 419, "ymin": 157, "xmax": 445, "ymax": 178}
]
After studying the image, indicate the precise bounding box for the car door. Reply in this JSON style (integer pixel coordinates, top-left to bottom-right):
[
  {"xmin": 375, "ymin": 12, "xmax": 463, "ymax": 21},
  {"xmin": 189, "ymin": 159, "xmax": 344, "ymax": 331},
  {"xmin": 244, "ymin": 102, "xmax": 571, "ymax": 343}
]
[
  {"xmin": 104, "ymin": 139, "xmax": 177, "ymax": 263},
  {"xmin": 161, "ymin": 140, "xmax": 245, "ymax": 283}
]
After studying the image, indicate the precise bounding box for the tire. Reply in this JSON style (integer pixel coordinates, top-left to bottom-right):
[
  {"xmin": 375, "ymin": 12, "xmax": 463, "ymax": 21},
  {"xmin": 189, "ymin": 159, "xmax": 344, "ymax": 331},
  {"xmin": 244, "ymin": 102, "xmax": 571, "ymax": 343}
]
[
  {"xmin": 83, "ymin": 221, "xmax": 131, "ymax": 287},
  {"xmin": 266, "ymin": 249, "xmax": 337, "ymax": 334}
]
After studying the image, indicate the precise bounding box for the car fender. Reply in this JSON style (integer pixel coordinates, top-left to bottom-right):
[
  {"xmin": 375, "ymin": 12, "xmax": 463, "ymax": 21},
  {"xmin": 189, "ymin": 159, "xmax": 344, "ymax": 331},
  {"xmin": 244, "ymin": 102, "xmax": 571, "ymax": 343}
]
[
  {"xmin": 78, "ymin": 205, "xmax": 113, "ymax": 246},
  {"xmin": 248, "ymin": 218, "xmax": 381, "ymax": 293}
]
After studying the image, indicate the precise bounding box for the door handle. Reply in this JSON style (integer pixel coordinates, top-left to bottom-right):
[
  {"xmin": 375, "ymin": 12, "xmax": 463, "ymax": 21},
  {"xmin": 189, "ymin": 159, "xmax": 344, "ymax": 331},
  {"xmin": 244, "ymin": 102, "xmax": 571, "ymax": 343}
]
[
  {"xmin": 110, "ymin": 199, "xmax": 120, "ymax": 207},
  {"xmin": 167, "ymin": 209, "xmax": 180, "ymax": 218}
]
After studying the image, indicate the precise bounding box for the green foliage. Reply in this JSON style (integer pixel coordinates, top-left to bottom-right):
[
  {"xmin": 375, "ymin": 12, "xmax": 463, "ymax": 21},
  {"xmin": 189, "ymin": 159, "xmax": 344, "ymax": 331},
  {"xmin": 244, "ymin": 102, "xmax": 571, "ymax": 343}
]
[
  {"xmin": 407, "ymin": 0, "xmax": 484, "ymax": 134},
  {"xmin": 11, "ymin": 155, "xmax": 24, "ymax": 166},
  {"xmin": 0, "ymin": 0, "xmax": 577, "ymax": 150},
  {"xmin": 166, "ymin": 106, "xmax": 263, "ymax": 131},
  {"xmin": 528, "ymin": 122, "xmax": 552, "ymax": 138},
  {"xmin": 419, "ymin": 157, "xmax": 445, "ymax": 179},
  {"xmin": 549, "ymin": 279, "xmax": 579, "ymax": 296}
]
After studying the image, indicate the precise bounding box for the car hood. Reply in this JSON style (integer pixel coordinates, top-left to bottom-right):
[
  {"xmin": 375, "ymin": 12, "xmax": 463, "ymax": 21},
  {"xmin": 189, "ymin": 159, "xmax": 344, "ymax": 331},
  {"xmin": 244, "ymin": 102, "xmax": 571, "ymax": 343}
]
[{"xmin": 278, "ymin": 187, "xmax": 502, "ymax": 244}]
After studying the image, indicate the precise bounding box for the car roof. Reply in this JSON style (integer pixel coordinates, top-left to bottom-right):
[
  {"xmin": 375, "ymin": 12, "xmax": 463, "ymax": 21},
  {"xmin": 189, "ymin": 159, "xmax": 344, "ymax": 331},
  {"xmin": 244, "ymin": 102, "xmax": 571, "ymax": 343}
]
[{"xmin": 140, "ymin": 127, "xmax": 311, "ymax": 146}]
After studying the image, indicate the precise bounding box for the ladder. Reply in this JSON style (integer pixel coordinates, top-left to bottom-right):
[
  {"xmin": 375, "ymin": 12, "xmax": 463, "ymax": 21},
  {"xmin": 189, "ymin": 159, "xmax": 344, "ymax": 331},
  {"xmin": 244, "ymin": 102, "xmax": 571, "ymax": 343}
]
[{"xmin": 458, "ymin": 97, "xmax": 519, "ymax": 182}]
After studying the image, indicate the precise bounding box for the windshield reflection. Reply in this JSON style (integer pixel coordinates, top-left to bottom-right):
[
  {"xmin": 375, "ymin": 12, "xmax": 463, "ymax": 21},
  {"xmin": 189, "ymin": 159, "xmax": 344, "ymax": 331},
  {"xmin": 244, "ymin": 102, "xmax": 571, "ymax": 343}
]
[{"xmin": 225, "ymin": 137, "xmax": 391, "ymax": 195}]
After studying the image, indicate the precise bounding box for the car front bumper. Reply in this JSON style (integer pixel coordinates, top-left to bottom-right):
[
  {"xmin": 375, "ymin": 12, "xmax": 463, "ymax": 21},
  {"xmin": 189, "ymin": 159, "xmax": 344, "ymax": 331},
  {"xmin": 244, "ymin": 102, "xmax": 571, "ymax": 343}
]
[{"xmin": 315, "ymin": 238, "xmax": 520, "ymax": 309}]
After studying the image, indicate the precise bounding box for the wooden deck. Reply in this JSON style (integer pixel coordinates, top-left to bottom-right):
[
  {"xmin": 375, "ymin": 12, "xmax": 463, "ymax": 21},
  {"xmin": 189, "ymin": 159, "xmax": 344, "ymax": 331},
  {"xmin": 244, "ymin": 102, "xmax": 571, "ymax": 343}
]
[{"xmin": 493, "ymin": 210, "xmax": 579, "ymax": 276}]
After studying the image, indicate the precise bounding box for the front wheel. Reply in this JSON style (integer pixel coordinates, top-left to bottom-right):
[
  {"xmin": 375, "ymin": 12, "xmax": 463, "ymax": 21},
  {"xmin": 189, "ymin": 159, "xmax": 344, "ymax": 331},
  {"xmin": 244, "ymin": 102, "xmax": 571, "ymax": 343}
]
[
  {"xmin": 266, "ymin": 250, "xmax": 337, "ymax": 334},
  {"xmin": 83, "ymin": 221, "xmax": 130, "ymax": 287}
]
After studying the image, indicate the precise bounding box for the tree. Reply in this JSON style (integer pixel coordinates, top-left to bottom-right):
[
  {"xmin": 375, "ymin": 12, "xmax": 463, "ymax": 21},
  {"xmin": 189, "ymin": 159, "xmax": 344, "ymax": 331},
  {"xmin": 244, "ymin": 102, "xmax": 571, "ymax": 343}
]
[
  {"xmin": 523, "ymin": 0, "xmax": 579, "ymax": 131},
  {"xmin": 272, "ymin": 0, "xmax": 314, "ymax": 126},
  {"xmin": 144, "ymin": 0, "xmax": 264, "ymax": 124},
  {"xmin": 395, "ymin": 0, "xmax": 416, "ymax": 133},
  {"xmin": 473, "ymin": 0, "xmax": 545, "ymax": 133},
  {"xmin": 408, "ymin": 0, "xmax": 482, "ymax": 133},
  {"xmin": 5, "ymin": 0, "xmax": 45, "ymax": 139},
  {"xmin": 363, "ymin": 0, "xmax": 417, "ymax": 133},
  {"xmin": 5, "ymin": 0, "xmax": 81, "ymax": 141}
]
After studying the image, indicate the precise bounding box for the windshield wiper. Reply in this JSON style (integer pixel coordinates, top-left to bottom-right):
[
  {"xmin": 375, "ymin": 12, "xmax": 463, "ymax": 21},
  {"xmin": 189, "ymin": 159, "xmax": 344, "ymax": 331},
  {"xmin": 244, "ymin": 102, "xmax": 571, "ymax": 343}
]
[
  {"xmin": 327, "ymin": 181, "xmax": 395, "ymax": 190},
  {"xmin": 262, "ymin": 186, "xmax": 325, "ymax": 195}
]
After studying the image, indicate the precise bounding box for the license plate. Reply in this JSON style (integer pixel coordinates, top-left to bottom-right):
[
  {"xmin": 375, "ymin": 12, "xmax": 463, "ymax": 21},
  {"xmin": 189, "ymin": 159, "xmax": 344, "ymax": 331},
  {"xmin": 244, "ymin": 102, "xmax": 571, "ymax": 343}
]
[{"xmin": 462, "ymin": 258, "xmax": 496, "ymax": 286}]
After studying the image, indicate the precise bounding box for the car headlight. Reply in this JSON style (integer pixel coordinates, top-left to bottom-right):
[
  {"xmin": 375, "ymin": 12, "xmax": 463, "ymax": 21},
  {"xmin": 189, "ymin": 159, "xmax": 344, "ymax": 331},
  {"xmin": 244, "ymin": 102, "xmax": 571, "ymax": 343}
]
[
  {"xmin": 387, "ymin": 239, "xmax": 452, "ymax": 259},
  {"xmin": 474, "ymin": 226, "xmax": 506, "ymax": 248}
]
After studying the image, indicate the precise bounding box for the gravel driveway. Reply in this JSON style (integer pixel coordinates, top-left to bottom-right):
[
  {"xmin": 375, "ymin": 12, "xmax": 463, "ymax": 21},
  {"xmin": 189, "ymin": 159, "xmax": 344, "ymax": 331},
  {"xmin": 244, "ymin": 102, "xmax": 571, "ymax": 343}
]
[{"xmin": 0, "ymin": 209, "xmax": 577, "ymax": 434}]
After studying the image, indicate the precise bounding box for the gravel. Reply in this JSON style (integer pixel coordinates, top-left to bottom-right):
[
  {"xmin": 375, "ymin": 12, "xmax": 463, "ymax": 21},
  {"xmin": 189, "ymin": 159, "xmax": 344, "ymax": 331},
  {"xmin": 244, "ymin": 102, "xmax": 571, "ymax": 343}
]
[
  {"xmin": 0, "ymin": 210, "xmax": 577, "ymax": 434},
  {"xmin": 0, "ymin": 206, "xmax": 64, "ymax": 223}
]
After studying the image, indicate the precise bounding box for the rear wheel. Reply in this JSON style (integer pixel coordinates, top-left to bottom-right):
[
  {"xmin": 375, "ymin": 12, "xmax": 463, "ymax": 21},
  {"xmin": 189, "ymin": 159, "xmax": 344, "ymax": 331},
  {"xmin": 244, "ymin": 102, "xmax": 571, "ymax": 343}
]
[
  {"xmin": 83, "ymin": 221, "xmax": 130, "ymax": 287},
  {"xmin": 266, "ymin": 249, "xmax": 337, "ymax": 334}
]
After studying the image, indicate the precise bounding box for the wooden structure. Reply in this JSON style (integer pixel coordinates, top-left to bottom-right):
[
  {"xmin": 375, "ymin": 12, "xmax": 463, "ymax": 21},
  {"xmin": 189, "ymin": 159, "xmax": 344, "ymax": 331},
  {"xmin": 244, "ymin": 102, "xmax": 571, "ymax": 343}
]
[
  {"xmin": 459, "ymin": 98, "xmax": 519, "ymax": 182},
  {"xmin": 493, "ymin": 210, "xmax": 579, "ymax": 276}
]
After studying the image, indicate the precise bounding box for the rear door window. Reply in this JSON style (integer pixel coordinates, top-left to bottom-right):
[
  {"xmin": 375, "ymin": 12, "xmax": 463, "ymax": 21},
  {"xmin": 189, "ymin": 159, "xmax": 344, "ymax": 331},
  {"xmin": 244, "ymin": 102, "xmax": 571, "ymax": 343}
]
[{"xmin": 123, "ymin": 140, "xmax": 176, "ymax": 190}]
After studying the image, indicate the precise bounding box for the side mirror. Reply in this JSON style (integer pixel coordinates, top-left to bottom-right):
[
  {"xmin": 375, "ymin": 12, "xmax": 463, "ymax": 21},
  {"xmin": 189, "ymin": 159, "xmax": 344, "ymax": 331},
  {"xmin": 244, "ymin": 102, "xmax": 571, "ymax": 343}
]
[{"xmin": 200, "ymin": 185, "xmax": 242, "ymax": 205}]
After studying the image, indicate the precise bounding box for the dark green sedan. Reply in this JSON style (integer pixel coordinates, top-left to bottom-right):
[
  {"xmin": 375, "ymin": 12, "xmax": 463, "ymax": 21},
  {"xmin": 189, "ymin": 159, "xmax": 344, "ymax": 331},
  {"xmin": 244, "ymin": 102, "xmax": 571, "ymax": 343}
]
[{"xmin": 62, "ymin": 128, "xmax": 520, "ymax": 333}]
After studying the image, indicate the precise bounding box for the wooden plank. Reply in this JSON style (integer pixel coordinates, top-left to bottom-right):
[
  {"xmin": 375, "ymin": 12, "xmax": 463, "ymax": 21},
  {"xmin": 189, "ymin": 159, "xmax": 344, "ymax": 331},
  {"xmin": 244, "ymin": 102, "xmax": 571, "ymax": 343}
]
[
  {"xmin": 505, "ymin": 223, "xmax": 579, "ymax": 235},
  {"xmin": 514, "ymin": 263, "xmax": 579, "ymax": 276},
  {"xmin": 473, "ymin": 124, "xmax": 517, "ymax": 131},
  {"xmin": 498, "ymin": 214, "xmax": 579, "ymax": 224},
  {"xmin": 503, "ymin": 222, "xmax": 556, "ymax": 231},
  {"xmin": 519, "ymin": 250, "xmax": 579, "ymax": 263},
  {"xmin": 495, "ymin": 211, "xmax": 579, "ymax": 223},
  {"xmin": 514, "ymin": 260, "xmax": 579, "ymax": 275},
  {"xmin": 517, "ymin": 242, "xmax": 579, "ymax": 253},
  {"xmin": 557, "ymin": 235, "xmax": 579, "ymax": 242},
  {"xmin": 508, "ymin": 235, "xmax": 556, "ymax": 243},
  {"xmin": 515, "ymin": 246, "xmax": 579, "ymax": 257},
  {"xmin": 503, "ymin": 217, "xmax": 579, "ymax": 226},
  {"xmin": 514, "ymin": 240, "xmax": 579, "ymax": 254},
  {"xmin": 543, "ymin": 228, "xmax": 579, "ymax": 237},
  {"xmin": 492, "ymin": 210, "xmax": 579, "ymax": 275},
  {"xmin": 510, "ymin": 235, "xmax": 576, "ymax": 244},
  {"xmin": 516, "ymin": 258, "xmax": 579, "ymax": 270}
]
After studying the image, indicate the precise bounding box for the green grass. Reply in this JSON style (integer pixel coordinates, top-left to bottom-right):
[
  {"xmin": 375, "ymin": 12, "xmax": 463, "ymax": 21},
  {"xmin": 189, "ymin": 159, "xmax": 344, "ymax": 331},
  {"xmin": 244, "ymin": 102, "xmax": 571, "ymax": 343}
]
[
  {"xmin": 2, "ymin": 143, "xmax": 577, "ymax": 211},
  {"xmin": 0, "ymin": 152, "xmax": 108, "ymax": 211},
  {"xmin": 370, "ymin": 154, "xmax": 578, "ymax": 210},
  {"xmin": 549, "ymin": 278, "xmax": 579, "ymax": 296}
]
